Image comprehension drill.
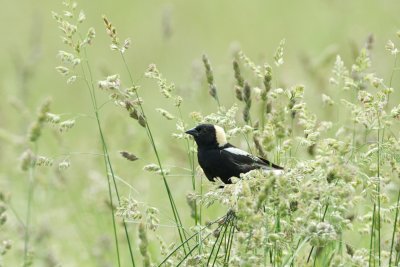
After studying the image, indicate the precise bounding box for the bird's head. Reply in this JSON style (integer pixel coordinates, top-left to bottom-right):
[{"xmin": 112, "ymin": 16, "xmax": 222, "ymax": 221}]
[{"xmin": 185, "ymin": 124, "xmax": 227, "ymax": 148}]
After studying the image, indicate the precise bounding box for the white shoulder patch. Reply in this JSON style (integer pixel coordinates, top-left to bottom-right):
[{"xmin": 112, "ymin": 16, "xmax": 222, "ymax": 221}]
[
  {"xmin": 214, "ymin": 125, "xmax": 227, "ymax": 147},
  {"xmin": 224, "ymin": 147, "xmax": 250, "ymax": 156}
]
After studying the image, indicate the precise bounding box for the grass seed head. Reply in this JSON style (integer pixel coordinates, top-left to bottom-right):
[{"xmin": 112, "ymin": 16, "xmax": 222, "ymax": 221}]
[
  {"xmin": 0, "ymin": 213, "xmax": 7, "ymax": 226},
  {"xmin": 138, "ymin": 114, "xmax": 147, "ymax": 128},
  {"xmin": 138, "ymin": 223, "xmax": 151, "ymax": 267},
  {"xmin": 202, "ymin": 54, "xmax": 214, "ymax": 85},
  {"xmin": 20, "ymin": 149, "xmax": 34, "ymax": 171},
  {"xmin": 59, "ymin": 119, "xmax": 75, "ymax": 133},
  {"xmin": 274, "ymin": 38, "xmax": 286, "ymax": 66},
  {"xmin": 156, "ymin": 108, "xmax": 175, "ymax": 120},
  {"xmin": 58, "ymin": 159, "xmax": 71, "ymax": 170},
  {"xmin": 233, "ymin": 59, "xmax": 244, "ymax": 87},
  {"xmin": 235, "ymin": 85, "xmax": 243, "ymax": 101},
  {"xmin": 120, "ymin": 151, "xmax": 139, "ymax": 161},
  {"xmin": 102, "ymin": 15, "xmax": 119, "ymax": 46},
  {"xmin": 35, "ymin": 156, "xmax": 53, "ymax": 167}
]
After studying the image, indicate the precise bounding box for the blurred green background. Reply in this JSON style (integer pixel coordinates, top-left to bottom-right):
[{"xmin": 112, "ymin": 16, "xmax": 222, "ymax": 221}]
[{"xmin": 1, "ymin": 0, "xmax": 400, "ymax": 265}]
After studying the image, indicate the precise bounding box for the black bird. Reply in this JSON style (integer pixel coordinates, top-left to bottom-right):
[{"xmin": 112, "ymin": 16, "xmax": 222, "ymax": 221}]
[{"xmin": 185, "ymin": 124, "xmax": 283, "ymax": 184}]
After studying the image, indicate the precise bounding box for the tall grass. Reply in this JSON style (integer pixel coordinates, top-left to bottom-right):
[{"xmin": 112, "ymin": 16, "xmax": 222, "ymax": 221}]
[
  {"xmin": 53, "ymin": 4, "xmax": 135, "ymax": 266},
  {"xmin": 2, "ymin": 1, "xmax": 400, "ymax": 266}
]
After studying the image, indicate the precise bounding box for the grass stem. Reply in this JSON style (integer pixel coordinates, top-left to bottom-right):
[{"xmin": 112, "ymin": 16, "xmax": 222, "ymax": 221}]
[
  {"xmin": 389, "ymin": 188, "xmax": 400, "ymax": 266},
  {"xmin": 119, "ymin": 51, "xmax": 189, "ymax": 253},
  {"xmin": 23, "ymin": 143, "xmax": 37, "ymax": 266}
]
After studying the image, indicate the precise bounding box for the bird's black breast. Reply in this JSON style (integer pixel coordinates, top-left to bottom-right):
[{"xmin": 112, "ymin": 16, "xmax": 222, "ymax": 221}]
[{"xmin": 197, "ymin": 147, "xmax": 244, "ymax": 183}]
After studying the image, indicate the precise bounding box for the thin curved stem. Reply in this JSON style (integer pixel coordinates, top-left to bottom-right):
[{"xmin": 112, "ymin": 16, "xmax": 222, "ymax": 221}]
[{"xmin": 119, "ymin": 51, "xmax": 189, "ymax": 253}]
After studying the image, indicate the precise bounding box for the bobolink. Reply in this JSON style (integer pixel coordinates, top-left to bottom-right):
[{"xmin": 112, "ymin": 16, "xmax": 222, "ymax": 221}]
[{"xmin": 186, "ymin": 124, "xmax": 283, "ymax": 184}]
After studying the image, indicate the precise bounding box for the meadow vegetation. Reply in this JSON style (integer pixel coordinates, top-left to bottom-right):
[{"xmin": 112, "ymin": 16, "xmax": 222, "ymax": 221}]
[{"xmin": 1, "ymin": 1, "xmax": 400, "ymax": 266}]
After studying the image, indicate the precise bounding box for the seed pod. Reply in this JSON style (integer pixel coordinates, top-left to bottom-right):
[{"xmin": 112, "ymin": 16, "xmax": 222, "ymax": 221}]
[
  {"xmin": 235, "ymin": 85, "xmax": 243, "ymax": 101},
  {"xmin": 209, "ymin": 84, "xmax": 217, "ymax": 99},
  {"xmin": 233, "ymin": 60, "xmax": 244, "ymax": 87},
  {"xmin": 130, "ymin": 108, "xmax": 139, "ymax": 120},
  {"xmin": 138, "ymin": 115, "xmax": 147, "ymax": 128},
  {"xmin": 202, "ymin": 54, "xmax": 214, "ymax": 85},
  {"xmin": 120, "ymin": 151, "xmax": 139, "ymax": 161},
  {"xmin": 243, "ymin": 82, "xmax": 251, "ymax": 104}
]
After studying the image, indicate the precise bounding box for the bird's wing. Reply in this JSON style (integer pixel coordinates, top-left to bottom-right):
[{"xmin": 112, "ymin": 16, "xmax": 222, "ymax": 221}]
[
  {"xmin": 220, "ymin": 144, "xmax": 283, "ymax": 172},
  {"xmin": 256, "ymin": 156, "xmax": 284, "ymax": 170}
]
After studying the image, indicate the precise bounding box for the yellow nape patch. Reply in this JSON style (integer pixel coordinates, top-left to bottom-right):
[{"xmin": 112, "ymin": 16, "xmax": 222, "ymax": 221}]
[{"xmin": 214, "ymin": 125, "xmax": 227, "ymax": 147}]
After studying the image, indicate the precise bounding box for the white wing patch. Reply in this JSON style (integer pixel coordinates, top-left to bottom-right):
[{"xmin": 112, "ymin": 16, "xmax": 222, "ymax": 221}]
[{"xmin": 224, "ymin": 147, "xmax": 251, "ymax": 156}]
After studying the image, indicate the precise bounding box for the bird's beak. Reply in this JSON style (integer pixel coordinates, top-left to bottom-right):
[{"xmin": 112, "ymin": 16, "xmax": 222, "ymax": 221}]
[{"xmin": 185, "ymin": 127, "xmax": 198, "ymax": 137}]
